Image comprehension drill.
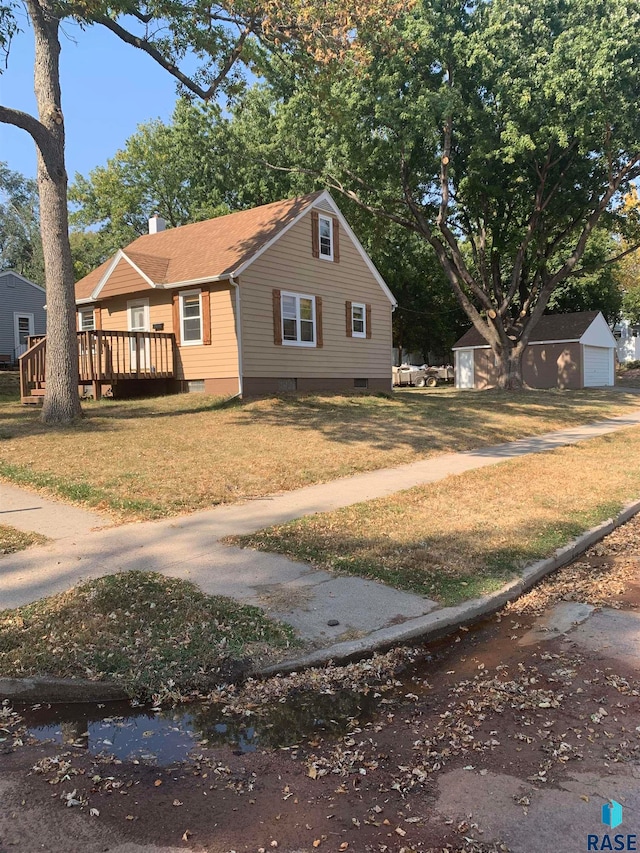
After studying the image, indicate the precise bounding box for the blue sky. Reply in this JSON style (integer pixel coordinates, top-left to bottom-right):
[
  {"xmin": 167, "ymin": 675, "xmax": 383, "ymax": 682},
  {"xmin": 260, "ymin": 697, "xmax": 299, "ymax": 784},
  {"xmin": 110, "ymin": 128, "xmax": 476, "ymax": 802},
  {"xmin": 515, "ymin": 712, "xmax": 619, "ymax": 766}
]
[{"xmin": 0, "ymin": 15, "xmax": 182, "ymax": 181}]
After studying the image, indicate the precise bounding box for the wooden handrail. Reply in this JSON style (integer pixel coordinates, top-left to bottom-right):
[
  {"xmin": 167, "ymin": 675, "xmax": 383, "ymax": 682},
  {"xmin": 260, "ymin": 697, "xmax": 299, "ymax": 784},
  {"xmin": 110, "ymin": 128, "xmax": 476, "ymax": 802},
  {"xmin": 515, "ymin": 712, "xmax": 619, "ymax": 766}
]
[
  {"xmin": 19, "ymin": 336, "xmax": 47, "ymax": 400},
  {"xmin": 19, "ymin": 331, "xmax": 177, "ymax": 400}
]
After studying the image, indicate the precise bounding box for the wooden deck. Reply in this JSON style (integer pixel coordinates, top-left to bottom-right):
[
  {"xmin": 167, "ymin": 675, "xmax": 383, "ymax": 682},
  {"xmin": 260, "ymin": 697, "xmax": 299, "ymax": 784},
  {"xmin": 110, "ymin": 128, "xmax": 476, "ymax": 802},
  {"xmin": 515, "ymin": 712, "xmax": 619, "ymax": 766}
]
[{"xmin": 20, "ymin": 330, "xmax": 177, "ymax": 403}]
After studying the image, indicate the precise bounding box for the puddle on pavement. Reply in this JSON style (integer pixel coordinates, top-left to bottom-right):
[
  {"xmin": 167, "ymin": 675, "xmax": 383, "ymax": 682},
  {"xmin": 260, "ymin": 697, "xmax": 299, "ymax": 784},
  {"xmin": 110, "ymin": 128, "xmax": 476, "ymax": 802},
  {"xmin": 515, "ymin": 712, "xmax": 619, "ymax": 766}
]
[
  {"xmin": 19, "ymin": 687, "xmax": 383, "ymax": 766},
  {"xmin": 17, "ymin": 612, "xmax": 529, "ymax": 767}
]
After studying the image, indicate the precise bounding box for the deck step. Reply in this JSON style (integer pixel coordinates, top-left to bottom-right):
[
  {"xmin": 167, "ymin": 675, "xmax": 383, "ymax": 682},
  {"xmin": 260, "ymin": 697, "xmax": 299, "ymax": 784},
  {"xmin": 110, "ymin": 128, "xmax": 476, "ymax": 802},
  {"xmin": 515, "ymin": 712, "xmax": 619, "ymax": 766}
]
[
  {"xmin": 29, "ymin": 388, "xmax": 46, "ymax": 396},
  {"xmin": 21, "ymin": 396, "xmax": 42, "ymax": 405}
]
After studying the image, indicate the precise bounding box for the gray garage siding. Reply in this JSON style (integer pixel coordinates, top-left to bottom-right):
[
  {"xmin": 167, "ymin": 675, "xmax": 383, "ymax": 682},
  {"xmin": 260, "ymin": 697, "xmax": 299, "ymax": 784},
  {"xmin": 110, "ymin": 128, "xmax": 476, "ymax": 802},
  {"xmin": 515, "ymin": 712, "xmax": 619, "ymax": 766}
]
[{"xmin": 0, "ymin": 272, "xmax": 46, "ymax": 362}]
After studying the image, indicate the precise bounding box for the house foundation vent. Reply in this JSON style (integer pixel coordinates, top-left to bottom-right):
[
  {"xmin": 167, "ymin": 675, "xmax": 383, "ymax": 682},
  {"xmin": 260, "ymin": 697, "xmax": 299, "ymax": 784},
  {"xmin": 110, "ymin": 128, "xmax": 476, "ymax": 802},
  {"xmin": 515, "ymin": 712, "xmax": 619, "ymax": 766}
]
[
  {"xmin": 277, "ymin": 378, "xmax": 297, "ymax": 392},
  {"xmin": 354, "ymin": 378, "xmax": 369, "ymax": 389},
  {"xmin": 187, "ymin": 380, "xmax": 206, "ymax": 393}
]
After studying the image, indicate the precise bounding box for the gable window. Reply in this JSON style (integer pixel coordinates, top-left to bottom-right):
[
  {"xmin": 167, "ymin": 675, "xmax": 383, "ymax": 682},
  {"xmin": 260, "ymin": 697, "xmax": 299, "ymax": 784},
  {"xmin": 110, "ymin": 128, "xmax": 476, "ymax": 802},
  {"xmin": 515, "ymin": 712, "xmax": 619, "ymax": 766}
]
[
  {"xmin": 351, "ymin": 303, "xmax": 366, "ymax": 338},
  {"xmin": 281, "ymin": 291, "xmax": 316, "ymax": 346},
  {"xmin": 318, "ymin": 215, "xmax": 333, "ymax": 260},
  {"xmin": 78, "ymin": 308, "xmax": 95, "ymax": 331},
  {"xmin": 180, "ymin": 289, "xmax": 203, "ymax": 345}
]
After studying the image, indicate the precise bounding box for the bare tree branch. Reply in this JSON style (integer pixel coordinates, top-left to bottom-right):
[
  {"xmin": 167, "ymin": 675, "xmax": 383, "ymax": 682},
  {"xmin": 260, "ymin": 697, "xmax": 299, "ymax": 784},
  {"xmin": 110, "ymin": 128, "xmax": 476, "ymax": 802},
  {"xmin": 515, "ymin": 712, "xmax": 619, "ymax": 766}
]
[
  {"xmin": 92, "ymin": 13, "xmax": 254, "ymax": 101},
  {"xmin": 0, "ymin": 105, "xmax": 56, "ymax": 173}
]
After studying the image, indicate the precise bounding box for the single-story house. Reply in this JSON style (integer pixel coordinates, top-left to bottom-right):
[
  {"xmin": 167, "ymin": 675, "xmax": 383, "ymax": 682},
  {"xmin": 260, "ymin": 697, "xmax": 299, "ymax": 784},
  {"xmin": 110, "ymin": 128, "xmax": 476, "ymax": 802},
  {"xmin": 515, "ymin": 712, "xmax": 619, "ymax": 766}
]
[
  {"xmin": 19, "ymin": 192, "xmax": 397, "ymax": 402},
  {"xmin": 0, "ymin": 271, "xmax": 46, "ymax": 366},
  {"xmin": 453, "ymin": 311, "xmax": 617, "ymax": 389}
]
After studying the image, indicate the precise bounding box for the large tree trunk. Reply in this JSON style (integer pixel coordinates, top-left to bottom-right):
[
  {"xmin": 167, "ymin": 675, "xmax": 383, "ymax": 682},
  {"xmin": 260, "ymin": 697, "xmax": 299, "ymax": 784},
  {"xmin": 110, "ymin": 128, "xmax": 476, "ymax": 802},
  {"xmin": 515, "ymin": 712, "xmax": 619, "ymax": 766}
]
[
  {"xmin": 494, "ymin": 345, "xmax": 525, "ymax": 390},
  {"xmin": 30, "ymin": 0, "xmax": 81, "ymax": 424}
]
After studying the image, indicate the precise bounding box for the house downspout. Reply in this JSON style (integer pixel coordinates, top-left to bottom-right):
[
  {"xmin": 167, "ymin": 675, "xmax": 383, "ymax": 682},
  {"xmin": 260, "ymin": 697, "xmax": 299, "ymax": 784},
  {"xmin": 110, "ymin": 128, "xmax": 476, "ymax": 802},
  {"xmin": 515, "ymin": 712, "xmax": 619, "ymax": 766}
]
[{"xmin": 229, "ymin": 276, "xmax": 243, "ymax": 398}]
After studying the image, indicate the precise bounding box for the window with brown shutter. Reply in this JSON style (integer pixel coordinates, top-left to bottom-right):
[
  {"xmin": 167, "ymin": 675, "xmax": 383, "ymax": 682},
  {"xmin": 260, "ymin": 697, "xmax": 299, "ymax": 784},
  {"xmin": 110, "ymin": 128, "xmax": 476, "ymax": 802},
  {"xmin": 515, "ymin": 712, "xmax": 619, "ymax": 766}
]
[
  {"xmin": 366, "ymin": 303, "xmax": 372, "ymax": 339},
  {"xmin": 172, "ymin": 292, "xmax": 181, "ymax": 346},
  {"xmin": 345, "ymin": 300, "xmax": 353, "ymax": 337},
  {"xmin": 201, "ymin": 287, "xmax": 211, "ymax": 345},
  {"xmin": 333, "ymin": 218, "xmax": 340, "ymax": 263},
  {"xmin": 273, "ymin": 288, "xmax": 282, "ymax": 345},
  {"xmin": 316, "ymin": 296, "xmax": 323, "ymax": 348},
  {"xmin": 311, "ymin": 211, "xmax": 319, "ymax": 258}
]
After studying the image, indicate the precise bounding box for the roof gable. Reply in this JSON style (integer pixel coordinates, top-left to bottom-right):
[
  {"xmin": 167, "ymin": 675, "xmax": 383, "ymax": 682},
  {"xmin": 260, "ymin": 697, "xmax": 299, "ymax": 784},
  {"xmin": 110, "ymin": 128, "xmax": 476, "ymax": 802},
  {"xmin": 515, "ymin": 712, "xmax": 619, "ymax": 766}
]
[
  {"xmin": 0, "ymin": 270, "xmax": 45, "ymax": 293},
  {"xmin": 453, "ymin": 311, "xmax": 604, "ymax": 349},
  {"xmin": 579, "ymin": 311, "xmax": 617, "ymax": 348},
  {"xmin": 74, "ymin": 191, "xmax": 396, "ymax": 307}
]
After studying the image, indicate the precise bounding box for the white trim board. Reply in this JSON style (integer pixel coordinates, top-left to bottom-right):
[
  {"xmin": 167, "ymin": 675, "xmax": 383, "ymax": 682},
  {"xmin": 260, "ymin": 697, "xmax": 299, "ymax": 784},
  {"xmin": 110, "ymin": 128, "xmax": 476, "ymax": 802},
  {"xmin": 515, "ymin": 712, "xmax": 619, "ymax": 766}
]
[{"xmin": 90, "ymin": 250, "xmax": 157, "ymax": 300}]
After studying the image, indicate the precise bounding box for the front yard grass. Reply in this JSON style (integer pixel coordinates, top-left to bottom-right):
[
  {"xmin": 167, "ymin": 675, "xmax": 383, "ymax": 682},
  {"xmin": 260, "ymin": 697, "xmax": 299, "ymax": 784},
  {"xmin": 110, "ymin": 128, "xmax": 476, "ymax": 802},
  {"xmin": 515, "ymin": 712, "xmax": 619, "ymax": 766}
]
[
  {"xmin": 0, "ymin": 571, "xmax": 296, "ymax": 700},
  {"xmin": 0, "ymin": 524, "xmax": 47, "ymax": 555},
  {"xmin": 234, "ymin": 426, "xmax": 640, "ymax": 606},
  {"xmin": 0, "ymin": 384, "xmax": 639, "ymax": 521}
]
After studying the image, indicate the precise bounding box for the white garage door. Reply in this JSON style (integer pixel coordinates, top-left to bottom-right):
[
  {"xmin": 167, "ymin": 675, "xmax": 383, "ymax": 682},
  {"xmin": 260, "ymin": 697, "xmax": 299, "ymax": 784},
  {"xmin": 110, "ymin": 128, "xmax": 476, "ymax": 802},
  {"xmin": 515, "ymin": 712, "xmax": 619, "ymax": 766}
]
[{"xmin": 583, "ymin": 345, "xmax": 612, "ymax": 387}]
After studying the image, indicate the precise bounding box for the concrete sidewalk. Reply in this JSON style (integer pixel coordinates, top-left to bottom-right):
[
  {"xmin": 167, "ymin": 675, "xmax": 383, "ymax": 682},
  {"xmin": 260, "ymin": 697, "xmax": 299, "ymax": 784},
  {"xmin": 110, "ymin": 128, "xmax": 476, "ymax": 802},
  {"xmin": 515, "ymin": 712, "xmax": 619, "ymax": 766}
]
[{"xmin": 2, "ymin": 407, "xmax": 640, "ymax": 649}]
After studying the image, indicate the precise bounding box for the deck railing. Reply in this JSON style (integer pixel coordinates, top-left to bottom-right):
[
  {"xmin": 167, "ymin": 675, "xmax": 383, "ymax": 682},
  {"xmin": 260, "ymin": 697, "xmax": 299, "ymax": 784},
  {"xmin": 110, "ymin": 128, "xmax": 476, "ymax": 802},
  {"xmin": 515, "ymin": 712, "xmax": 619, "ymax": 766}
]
[{"xmin": 19, "ymin": 330, "xmax": 176, "ymax": 400}]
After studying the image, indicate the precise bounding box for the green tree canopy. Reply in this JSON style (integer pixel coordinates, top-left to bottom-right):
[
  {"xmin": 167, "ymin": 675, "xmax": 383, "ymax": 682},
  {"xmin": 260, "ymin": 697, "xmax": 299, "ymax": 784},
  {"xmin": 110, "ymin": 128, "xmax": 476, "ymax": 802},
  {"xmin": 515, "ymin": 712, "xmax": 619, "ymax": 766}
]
[
  {"xmin": 0, "ymin": 163, "xmax": 44, "ymax": 284},
  {"xmin": 260, "ymin": 0, "xmax": 640, "ymax": 387}
]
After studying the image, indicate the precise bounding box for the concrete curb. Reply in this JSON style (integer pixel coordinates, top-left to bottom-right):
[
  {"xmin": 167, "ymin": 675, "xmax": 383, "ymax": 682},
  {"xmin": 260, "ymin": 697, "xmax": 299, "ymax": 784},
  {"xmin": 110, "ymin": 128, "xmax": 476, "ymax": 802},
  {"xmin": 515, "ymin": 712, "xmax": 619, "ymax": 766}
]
[
  {"xmin": 0, "ymin": 676, "xmax": 128, "ymax": 703},
  {"xmin": 255, "ymin": 496, "xmax": 640, "ymax": 677},
  {"xmin": 2, "ymin": 497, "xmax": 640, "ymax": 703}
]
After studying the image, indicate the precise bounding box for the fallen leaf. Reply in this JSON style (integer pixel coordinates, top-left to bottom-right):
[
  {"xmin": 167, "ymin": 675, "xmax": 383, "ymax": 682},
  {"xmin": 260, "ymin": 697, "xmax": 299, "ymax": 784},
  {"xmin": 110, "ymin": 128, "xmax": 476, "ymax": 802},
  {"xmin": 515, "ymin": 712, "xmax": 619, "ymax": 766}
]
[
  {"xmin": 154, "ymin": 779, "xmax": 163, "ymax": 787},
  {"xmin": 173, "ymin": 799, "xmax": 183, "ymax": 807}
]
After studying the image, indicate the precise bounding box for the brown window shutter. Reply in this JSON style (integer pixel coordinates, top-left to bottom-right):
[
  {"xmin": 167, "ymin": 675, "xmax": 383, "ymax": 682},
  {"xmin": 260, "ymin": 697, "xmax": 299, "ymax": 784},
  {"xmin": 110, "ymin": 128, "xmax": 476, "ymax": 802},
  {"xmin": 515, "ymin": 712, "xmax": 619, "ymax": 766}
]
[
  {"xmin": 345, "ymin": 300, "xmax": 353, "ymax": 337},
  {"xmin": 172, "ymin": 292, "xmax": 181, "ymax": 346},
  {"xmin": 316, "ymin": 296, "xmax": 323, "ymax": 348},
  {"xmin": 333, "ymin": 218, "xmax": 340, "ymax": 263},
  {"xmin": 366, "ymin": 304, "xmax": 372, "ymax": 339},
  {"xmin": 201, "ymin": 287, "xmax": 211, "ymax": 345},
  {"xmin": 273, "ymin": 288, "xmax": 282, "ymax": 345},
  {"xmin": 76, "ymin": 312, "xmax": 80, "ymax": 332},
  {"xmin": 94, "ymin": 307, "xmax": 102, "ymax": 330},
  {"xmin": 311, "ymin": 210, "xmax": 319, "ymax": 258}
]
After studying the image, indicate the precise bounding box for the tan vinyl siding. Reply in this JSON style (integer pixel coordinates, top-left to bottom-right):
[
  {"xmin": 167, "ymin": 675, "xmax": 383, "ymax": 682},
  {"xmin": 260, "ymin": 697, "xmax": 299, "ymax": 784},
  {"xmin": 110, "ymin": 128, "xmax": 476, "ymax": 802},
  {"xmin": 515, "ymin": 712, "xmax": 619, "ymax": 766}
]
[
  {"xmin": 98, "ymin": 285, "xmax": 238, "ymax": 382},
  {"xmin": 240, "ymin": 211, "xmax": 393, "ymax": 379},
  {"xmin": 99, "ymin": 257, "xmax": 153, "ymax": 298}
]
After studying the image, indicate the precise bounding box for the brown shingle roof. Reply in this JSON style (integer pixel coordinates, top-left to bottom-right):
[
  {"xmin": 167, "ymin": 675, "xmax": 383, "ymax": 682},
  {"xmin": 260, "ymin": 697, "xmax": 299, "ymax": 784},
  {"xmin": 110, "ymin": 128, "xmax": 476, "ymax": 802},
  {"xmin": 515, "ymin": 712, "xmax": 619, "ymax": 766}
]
[
  {"xmin": 75, "ymin": 192, "xmax": 324, "ymax": 301},
  {"xmin": 453, "ymin": 311, "xmax": 601, "ymax": 349}
]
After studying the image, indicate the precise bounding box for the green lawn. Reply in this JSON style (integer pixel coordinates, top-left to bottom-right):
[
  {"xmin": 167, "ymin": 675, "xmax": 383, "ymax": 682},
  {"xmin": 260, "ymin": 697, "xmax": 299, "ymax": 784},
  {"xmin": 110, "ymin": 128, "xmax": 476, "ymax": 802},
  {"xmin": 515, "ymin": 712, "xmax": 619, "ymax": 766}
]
[
  {"xmin": 234, "ymin": 426, "xmax": 640, "ymax": 606},
  {"xmin": 0, "ymin": 377, "xmax": 639, "ymax": 521}
]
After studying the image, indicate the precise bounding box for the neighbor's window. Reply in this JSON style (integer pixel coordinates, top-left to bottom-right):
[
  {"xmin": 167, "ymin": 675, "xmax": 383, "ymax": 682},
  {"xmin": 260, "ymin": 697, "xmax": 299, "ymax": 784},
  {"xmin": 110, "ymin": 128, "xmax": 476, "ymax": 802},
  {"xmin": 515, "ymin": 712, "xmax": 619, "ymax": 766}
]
[
  {"xmin": 78, "ymin": 308, "xmax": 95, "ymax": 331},
  {"xmin": 318, "ymin": 215, "xmax": 333, "ymax": 260},
  {"xmin": 180, "ymin": 290, "xmax": 203, "ymax": 345},
  {"xmin": 281, "ymin": 291, "xmax": 316, "ymax": 346},
  {"xmin": 351, "ymin": 303, "xmax": 366, "ymax": 338}
]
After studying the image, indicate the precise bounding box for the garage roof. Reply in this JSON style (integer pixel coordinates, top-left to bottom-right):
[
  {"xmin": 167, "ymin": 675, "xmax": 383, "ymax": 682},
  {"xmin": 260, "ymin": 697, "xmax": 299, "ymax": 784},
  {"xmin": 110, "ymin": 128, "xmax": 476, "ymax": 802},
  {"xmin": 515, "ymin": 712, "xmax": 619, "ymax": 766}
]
[{"xmin": 453, "ymin": 311, "xmax": 605, "ymax": 349}]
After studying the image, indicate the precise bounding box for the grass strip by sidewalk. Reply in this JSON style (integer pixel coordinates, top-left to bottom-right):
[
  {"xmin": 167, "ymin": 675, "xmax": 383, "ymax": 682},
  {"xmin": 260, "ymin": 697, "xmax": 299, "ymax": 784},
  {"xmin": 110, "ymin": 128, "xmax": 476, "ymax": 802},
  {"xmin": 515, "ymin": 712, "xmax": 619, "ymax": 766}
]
[
  {"xmin": 1, "ymin": 387, "xmax": 640, "ymax": 521},
  {"xmin": 0, "ymin": 524, "xmax": 47, "ymax": 555},
  {"xmin": 234, "ymin": 426, "xmax": 640, "ymax": 607},
  {"xmin": 0, "ymin": 571, "xmax": 297, "ymax": 700}
]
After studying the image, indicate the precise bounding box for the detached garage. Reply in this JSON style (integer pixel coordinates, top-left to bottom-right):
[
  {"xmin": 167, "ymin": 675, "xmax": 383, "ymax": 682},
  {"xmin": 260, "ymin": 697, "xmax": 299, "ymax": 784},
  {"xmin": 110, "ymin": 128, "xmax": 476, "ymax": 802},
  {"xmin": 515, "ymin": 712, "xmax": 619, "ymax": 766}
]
[{"xmin": 453, "ymin": 311, "xmax": 617, "ymax": 390}]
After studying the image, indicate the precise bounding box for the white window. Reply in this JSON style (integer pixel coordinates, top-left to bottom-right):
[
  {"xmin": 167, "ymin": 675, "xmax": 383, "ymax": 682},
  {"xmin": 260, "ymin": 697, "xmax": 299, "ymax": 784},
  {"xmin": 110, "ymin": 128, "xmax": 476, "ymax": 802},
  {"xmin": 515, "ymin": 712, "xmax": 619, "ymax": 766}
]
[
  {"xmin": 351, "ymin": 302, "xmax": 366, "ymax": 338},
  {"xmin": 281, "ymin": 291, "xmax": 316, "ymax": 347},
  {"xmin": 318, "ymin": 215, "xmax": 333, "ymax": 260},
  {"xmin": 78, "ymin": 308, "xmax": 95, "ymax": 331},
  {"xmin": 180, "ymin": 289, "xmax": 203, "ymax": 345}
]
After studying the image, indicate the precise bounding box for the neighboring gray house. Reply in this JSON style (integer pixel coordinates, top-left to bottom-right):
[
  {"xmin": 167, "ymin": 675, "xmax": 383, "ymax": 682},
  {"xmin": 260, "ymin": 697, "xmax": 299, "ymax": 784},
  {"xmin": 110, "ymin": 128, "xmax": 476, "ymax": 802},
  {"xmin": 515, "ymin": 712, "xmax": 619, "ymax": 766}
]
[{"xmin": 0, "ymin": 271, "xmax": 46, "ymax": 365}]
